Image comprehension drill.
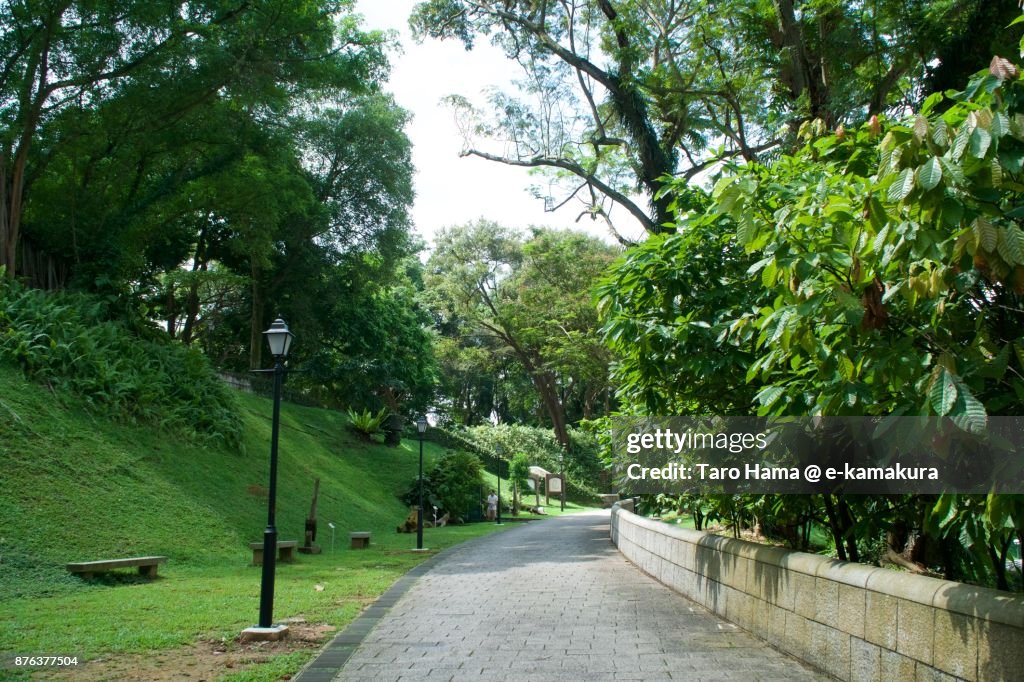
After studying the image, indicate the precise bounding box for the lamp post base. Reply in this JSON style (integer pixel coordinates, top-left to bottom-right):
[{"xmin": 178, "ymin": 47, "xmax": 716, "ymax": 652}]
[
  {"xmin": 240, "ymin": 624, "xmax": 289, "ymax": 642},
  {"xmin": 410, "ymin": 547, "xmax": 431, "ymax": 553}
]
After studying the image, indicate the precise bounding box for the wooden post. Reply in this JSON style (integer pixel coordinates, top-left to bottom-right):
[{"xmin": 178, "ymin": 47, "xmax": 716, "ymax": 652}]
[{"xmin": 300, "ymin": 478, "xmax": 322, "ymax": 554}]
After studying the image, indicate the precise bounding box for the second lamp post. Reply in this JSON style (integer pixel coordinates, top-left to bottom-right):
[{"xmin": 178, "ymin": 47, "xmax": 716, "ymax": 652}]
[{"xmin": 416, "ymin": 415, "xmax": 427, "ymax": 550}]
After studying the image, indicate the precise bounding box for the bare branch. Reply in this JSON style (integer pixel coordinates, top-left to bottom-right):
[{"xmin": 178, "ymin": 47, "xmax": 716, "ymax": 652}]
[{"xmin": 461, "ymin": 147, "xmax": 655, "ymax": 233}]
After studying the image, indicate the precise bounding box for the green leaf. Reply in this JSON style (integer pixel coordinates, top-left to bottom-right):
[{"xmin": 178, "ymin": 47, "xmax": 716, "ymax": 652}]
[
  {"xmin": 991, "ymin": 111, "xmax": 1010, "ymax": 138},
  {"xmin": 887, "ymin": 167, "xmax": 915, "ymax": 202},
  {"xmin": 939, "ymin": 157, "xmax": 967, "ymax": 186},
  {"xmin": 952, "ymin": 121, "xmax": 972, "ymax": 159},
  {"xmin": 755, "ymin": 385, "xmax": 785, "ymax": 409},
  {"xmin": 991, "ymin": 158, "xmax": 1003, "ymax": 188},
  {"xmin": 970, "ymin": 127, "xmax": 992, "ymax": 158},
  {"xmin": 912, "ymin": 115, "xmax": 929, "ymax": 142},
  {"xmin": 917, "ymin": 157, "xmax": 943, "ymax": 191},
  {"xmin": 921, "ymin": 92, "xmax": 945, "ymax": 116},
  {"xmin": 761, "ymin": 260, "xmax": 778, "ymax": 288},
  {"xmin": 997, "ymin": 226, "xmax": 1024, "ymax": 265},
  {"xmin": 929, "ymin": 366, "xmax": 957, "ymax": 416},
  {"xmin": 837, "ymin": 354, "xmax": 854, "ymax": 381},
  {"xmin": 950, "ymin": 383, "xmax": 987, "ymax": 434},
  {"xmin": 737, "ymin": 216, "xmax": 756, "ymax": 246},
  {"xmin": 973, "ymin": 216, "xmax": 998, "ymax": 252}
]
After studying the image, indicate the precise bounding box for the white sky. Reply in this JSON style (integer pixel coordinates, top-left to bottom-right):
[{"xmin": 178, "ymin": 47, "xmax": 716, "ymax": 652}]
[{"xmin": 353, "ymin": 0, "xmax": 647, "ymax": 248}]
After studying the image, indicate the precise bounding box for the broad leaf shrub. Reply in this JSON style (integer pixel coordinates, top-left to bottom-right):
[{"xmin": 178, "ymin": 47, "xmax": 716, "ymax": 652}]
[
  {"xmin": 0, "ymin": 277, "xmax": 242, "ymax": 448},
  {"xmin": 346, "ymin": 407, "xmax": 388, "ymax": 439},
  {"xmin": 401, "ymin": 450, "xmax": 484, "ymax": 521},
  {"xmin": 598, "ymin": 62, "xmax": 1024, "ymax": 589}
]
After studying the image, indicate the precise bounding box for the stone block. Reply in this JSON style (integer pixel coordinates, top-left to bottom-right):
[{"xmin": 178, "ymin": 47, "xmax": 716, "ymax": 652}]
[
  {"xmin": 677, "ymin": 566, "xmax": 697, "ymax": 600},
  {"xmin": 931, "ymin": 611, "xmax": 977, "ymax": 680},
  {"xmin": 978, "ymin": 620, "xmax": 1024, "ymax": 681},
  {"xmin": 748, "ymin": 597, "xmax": 770, "ymax": 638},
  {"xmin": 663, "ymin": 563, "xmax": 683, "ymax": 595},
  {"xmin": 747, "ymin": 562, "xmax": 780, "ymax": 605},
  {"xmin": 814, "ymin": 576, "xmax": 840, "ymax": 628},
  {"xmin": 864, "ymin": 590, "xmax": 898, "ymax": 650},
  {"xmin": 838, "ymin": 584, "xmax": 866, "ymax": 639},
  {"xmin": 783, "ymin": 611, "xmax": 809, "ymax": 658},
  {"xmin": 811, "ymin": 621, "xmax": 851, "ymax": 680},
  {"xmin": 866, "ymin": 568, "xmax": 943, "ymax": 605},
  {"xmin": 850, "ymin": 637, "xmax": 881, "ymax": 682},
  {"xmin": 667, "ymin": 536, "xmax": 686, "ymax": 568},
  {"xmin": 880, "ymin": 649, "xmax": 917, "ymax": 681},
  {"xmin": 915, "ymin": 664, "xmax": 960, "ymax": 682},
  {"xmin": 724, "ymin": 587, "xmax": 752, "ymax": 627},
  {"xmin": 896, "ymin": 598, "xmax": 934, "ymax": 665},
  {"xmin": 765, "ymin": 603, "xmax": 788, "ymax": 649},
  {"xmin": 792, "ymin": 572, "xmax": 817, "ymax": 620},
  {"xmin": 650, "ymin": 555, "xmax": 665, "ymax": 581},
  {"xmin": 723, "ymin": 555, "xmax": 748, "ymax": 593},
  {"xmin": 769, "ymin": 567, "xmax": 797, "ymax": 613}
]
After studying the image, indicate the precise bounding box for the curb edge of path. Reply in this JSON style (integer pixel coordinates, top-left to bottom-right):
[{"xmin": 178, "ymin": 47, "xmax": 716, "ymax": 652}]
[{"xmin": 291, "ymin": 523, "xmax": 531, "ymax": 682}]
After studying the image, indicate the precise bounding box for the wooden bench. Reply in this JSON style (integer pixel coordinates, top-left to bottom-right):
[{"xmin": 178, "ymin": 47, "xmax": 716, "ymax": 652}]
[
  {"xmin": 249, "ymin": 540, "xmax": 297, "ymax": 566},
  {"xmin": 350, "ymin": 531, "xmax": 371, "ymax": 549},
  {"xmin": 66, "ymin": 556, "xmax": 167, "ymax": 579}
]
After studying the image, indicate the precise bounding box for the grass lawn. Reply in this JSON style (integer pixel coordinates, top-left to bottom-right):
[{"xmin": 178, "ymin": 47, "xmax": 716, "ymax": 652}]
[
  {"xmin": 2, "ymin": 522, "xmax": 513, "ymax": 681},
  {"xmin": 0, "ymin": 366, "xmax": 597, "ymax": 680}
]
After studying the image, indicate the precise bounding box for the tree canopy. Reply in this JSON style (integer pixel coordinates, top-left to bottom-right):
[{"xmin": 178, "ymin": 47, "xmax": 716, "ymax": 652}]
[
  {"xmin": 598, "ymin": 57, "xmax": 1024, "ymax": 589},
  {"xmin": 424, "ymin": 221, "xmax": 619, "ymax": 446},
  {"xmin": 411, "ymin": 0, "xmax": 1021, "ymax": 237}
]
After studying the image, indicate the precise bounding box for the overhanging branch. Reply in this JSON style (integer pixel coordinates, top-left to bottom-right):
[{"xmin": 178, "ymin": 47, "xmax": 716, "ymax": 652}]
[{"xmin": 462, "ymin": 148, "xmax": 655, "ymax": 233}]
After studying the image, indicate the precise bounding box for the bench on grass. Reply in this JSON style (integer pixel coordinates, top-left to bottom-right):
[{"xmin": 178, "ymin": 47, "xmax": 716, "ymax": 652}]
[
  {"xmin": 66, "ymin": 556, "xmax": 168, "ymax": 579},
  {"xmin": 249, "ymin": 540, "xmax": 297, "ymax": 566}
]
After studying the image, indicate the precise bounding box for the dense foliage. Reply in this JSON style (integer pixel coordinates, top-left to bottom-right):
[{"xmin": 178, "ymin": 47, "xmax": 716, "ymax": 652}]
[
  {"xmin": 0, "ymin": 1, "xmax": 434, "ymax": 414},
  {"xmin": 411, "ymin": 0, "xmax": 1019, "ymax": 236},
  {"xmin": 458, "ymin": 423, "xmax": 603, "ymax": 501},
  {"xmin": 598, "ymin": 60, "xmax": 1024, "ymax": 590},
  {"xmin": 0, "ymin": 275, "xmax": 241, "ymax": 447},
  {"xmin": 401, "ymin": 450, "xmax": 485, "ymax": 522},
  {"xmin": 425, "ymin": 222, "xmax": 618, "ymax": 446}
]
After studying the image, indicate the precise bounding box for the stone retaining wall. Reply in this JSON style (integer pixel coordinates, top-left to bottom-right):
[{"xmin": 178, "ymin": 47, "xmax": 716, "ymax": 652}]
[{"xmin": 610, "ymin": 506, "xmax": 1024, "ymax": 681}]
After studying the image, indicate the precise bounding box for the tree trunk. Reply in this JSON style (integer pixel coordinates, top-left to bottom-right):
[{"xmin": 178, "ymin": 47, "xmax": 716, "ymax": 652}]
[
  {"xmin": 822, "ymin": 494, "xmax": 848, "ymax": 561},
  {"xmin": 249, "ymin": 259, "xmax": 263, "ymax": 369},
  {"xmin": 772, "ymin": 0, "xmax": 832, "ymax": 125},
  {"xmin": 2, "ymin": 19, "xmax": 53, "ymax": 279},
  {"xmin": 180, "ymin": 231, "xmax": 208, "ymax": 345},
  {"xmin": 534, "ymin": 371, "xmax": 570, "ymax": 449}
]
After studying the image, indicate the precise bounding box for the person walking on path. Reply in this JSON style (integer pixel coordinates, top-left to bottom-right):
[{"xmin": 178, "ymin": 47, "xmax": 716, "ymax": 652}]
[{"xmin": 485, "ymin": 491, "xmax": 498, "ymax": 521}]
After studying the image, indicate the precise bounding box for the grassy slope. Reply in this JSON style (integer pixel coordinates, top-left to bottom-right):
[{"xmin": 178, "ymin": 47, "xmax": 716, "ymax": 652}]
[{"xmin": 0, "ymin": 365, "xmax": 518, "ymax": 677}]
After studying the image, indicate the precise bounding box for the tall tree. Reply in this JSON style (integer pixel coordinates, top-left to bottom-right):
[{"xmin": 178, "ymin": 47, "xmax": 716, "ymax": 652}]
[
  {"xmin": 425, "ymin": 221, "xmax": 618, "ymax": 447},
  {"xmin": 1, "ymin": 0, "xmax": 387, "ymax": 281},
  {"xmin": 411, "ymin": 0, "xmax": 1020, "ymax": 236}
]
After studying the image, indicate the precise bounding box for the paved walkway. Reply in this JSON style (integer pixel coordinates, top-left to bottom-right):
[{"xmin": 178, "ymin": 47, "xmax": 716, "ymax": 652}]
[{"xmin": 298, "ymin": 510, "xmax": 828, "ymax": 682}]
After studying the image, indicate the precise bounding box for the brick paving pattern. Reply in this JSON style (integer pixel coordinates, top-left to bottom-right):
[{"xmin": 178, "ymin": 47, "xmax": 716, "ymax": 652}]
[{"xmin": 299, "ymin": 510, "xmax": 829, "ymax": 681}]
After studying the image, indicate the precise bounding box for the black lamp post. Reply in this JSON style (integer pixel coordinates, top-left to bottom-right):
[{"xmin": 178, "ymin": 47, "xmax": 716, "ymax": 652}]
[
  {"xmin": 257, "ymin": 318, "xmax": 293, "ymax": 630},
  {"xmin": 416, "ymin": 415, "xmax": 427, "ymax": 550},
  {"xmin": 495, "ymin": 444, "xmax": 503, "ymax": 525}
]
